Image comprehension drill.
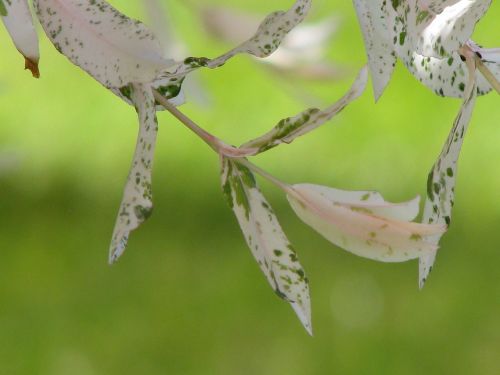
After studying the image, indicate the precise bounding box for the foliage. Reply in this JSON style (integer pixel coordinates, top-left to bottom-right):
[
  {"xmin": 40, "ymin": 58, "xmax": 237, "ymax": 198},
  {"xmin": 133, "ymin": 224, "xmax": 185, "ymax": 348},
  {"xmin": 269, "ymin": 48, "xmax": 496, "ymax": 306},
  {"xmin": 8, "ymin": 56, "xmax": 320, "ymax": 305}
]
[{"xmin": 1, "ymin": 0, "xmax": 499, "ymax": 335}]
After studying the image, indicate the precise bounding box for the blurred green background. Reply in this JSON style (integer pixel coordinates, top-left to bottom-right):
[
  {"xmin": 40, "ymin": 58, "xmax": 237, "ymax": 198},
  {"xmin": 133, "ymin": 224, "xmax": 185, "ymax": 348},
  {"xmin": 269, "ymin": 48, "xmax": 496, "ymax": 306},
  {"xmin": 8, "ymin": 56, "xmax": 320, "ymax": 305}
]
[{"xmin": 1, "ymin": 1, "xmax": 499, "ymax": 374}]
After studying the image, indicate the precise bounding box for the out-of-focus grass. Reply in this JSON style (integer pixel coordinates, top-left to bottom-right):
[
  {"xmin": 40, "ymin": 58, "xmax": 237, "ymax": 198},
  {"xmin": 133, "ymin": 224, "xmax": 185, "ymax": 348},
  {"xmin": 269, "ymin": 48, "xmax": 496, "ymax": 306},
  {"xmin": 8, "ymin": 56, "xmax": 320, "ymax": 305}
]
[{"xmin": 0, "ymin": 1, "xmax": 499, "ymax": 374}]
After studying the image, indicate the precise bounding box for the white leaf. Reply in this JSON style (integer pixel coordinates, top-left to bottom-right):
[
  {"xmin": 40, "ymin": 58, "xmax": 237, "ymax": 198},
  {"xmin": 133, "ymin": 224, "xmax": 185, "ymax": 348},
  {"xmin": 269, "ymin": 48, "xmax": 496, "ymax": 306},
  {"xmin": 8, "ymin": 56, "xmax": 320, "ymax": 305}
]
[
  {"xmin": 401, "ymin": 46, "xmax": 492, "ymax": 98},
  {"xmin": 287, "ymin": 183, "xmax": 446, "ymax": 263},
  {"xmin": 1, "ymin": 0, "xmax": 39, "ymax": 77},
  {"xmin": 419, "ymin": 53, "xmax": 478, "ymax": 288},
  {"xmin": 353, "ymin": 0, "xmax": 397, "ymax": 100},
  {"xmin": 34, "ymin": 0, "xmax": 173, "ymax": 88},
  {"xmin": 109, "ymin": 83, "xmax": 158, "ymax": 263},
  {"xmin": 242, "ymin": 66, "xmax": 368, "ymax": 153},
  {"xmin": 391, "ymin": 0, "xmax": 491, "ymax": 59},
  {"xmin": 221, "ymin": 158, "xmax": 312, "ymax": 334}
]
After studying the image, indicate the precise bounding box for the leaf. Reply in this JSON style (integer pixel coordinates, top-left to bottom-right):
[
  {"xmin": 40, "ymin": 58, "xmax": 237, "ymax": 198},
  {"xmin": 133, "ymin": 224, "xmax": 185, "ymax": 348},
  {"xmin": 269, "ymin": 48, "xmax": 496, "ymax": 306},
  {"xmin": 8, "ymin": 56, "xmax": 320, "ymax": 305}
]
[
  {"xmin": 400, "ymin": 46, "xmax": 493, "ymax": 98},
  {"xmin": 0, "ymin": 0, "xmax": 7, "ymax": 17},
  {"xmin": 353, "ymin": 0, "xmax": 397, "ymax": 100},
  {"xmin": 419, "ymin": 53, "xmax": 478, "ymax": 288},
  {"xmin": 241, "ymin": 66, "xmax": 368, "ymax": 153},
  {"xmin": 34, "ymin": 0, "xmax": 173, "ymax": 88},
  {"xmin": 397, "ymin": 0, "xmax": 491, "ymax": 59},
  {"xmin": 156, "ymin": 0, "xmax": 312, "ymax": 82},
  {"xmin": 109, "ymin": 83, "xmax": 158, "ymax": 263},
  {"xmin": 287, "ymin": 184, "xmax": 446, "ymax": 263},
  {"xmin": 1, "ymin": 0, "xmax": 40, "ymax": 77},
  {"xmin": 221, "ymin": 158, "xmax": 312, "ymax": 334}
]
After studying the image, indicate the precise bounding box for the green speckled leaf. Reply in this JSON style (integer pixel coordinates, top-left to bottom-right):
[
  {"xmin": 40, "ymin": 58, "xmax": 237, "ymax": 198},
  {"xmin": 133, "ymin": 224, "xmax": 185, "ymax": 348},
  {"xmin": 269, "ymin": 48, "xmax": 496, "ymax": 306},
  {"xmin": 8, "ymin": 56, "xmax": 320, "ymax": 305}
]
[
  {"xmin": 34, "ymin": 0, "xmax": 173, "ymax": 88},
  {"xmin": 391, "ymin": 0, "xmax": 490, "ymax": 59},
  {"xmin": 156, "ymin": 0, "xmax": 312, "ymax": 83},
  {"xmin": 353, "ymin": 0, "xmax": 396, "ymax": 100},
  {"xmin": 287, "ymin": 184, "xmax": 446, "ymax": 263},
  {"xmin": 419, "ymin": 56, "xmax": 478, "ymax": 288},
  {"xmin": 109, "ymin": 83, "xmax": 158, "ymax": 263},
  {"xmin": 242, "ymin": 66, "xmax": 368, "ymax": 153},
  {"xmin": 221, "ymin": 158, "xmax": 312, "ymax": 335},
  {"xmin": 1, "ymin": 0, "xmax": 39, "ymax": 77},
  {"xmin": 354, "ymin": 0, "xmax": 494, "ymax": 98}
]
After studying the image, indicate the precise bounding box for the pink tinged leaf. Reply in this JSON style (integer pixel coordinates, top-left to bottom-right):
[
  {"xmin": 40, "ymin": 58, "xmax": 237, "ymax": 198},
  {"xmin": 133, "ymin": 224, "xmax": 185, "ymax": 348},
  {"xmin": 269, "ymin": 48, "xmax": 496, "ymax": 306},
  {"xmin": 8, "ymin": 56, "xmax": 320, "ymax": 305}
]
[
  {"xmin": 419, "ymin": 53, "xmax": 478, "ymax": 288},
  {"xmin": 287, "ymin": 184, "xmax": 446, "ymax": 263},
  {"xmin": 1, "ymin": 0, "xmax": 40, "ymax": 77},
  {"xmin": 241, "ymin": 66, "xmax": 368, "ymax": 153},
  {"xmin": 109, "ymin": 83, "xmax": 158, "ymax": 264},
  {"xmin": 221, "ymin": 158, "xmax": 312, "ymax": 335},
  {"xmin": 33, "ymin": 0, "xmax": 174, "ymax": 88},
  {"xmin": 353, "ymin": 0, "xmax": 397, "ymax": 100}
]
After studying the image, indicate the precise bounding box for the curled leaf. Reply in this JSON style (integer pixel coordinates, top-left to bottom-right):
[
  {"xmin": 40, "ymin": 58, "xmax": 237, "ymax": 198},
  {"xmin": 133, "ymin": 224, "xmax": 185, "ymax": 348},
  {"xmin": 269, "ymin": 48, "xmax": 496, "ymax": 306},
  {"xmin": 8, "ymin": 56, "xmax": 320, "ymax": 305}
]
[
  {"xmin": 287, "ymin": 184, "xmax": 446, "ymax": 263},
  {"xmin": 157, "ymin": 0, "xmax": 312, "ymax": 81},
  {"xmin": 1, "ymin": 0, "xmax": 40, "ymax": 77},
  {"xmin": 221, "ymin": 158, "xmax": 312, "ymax": 334}
]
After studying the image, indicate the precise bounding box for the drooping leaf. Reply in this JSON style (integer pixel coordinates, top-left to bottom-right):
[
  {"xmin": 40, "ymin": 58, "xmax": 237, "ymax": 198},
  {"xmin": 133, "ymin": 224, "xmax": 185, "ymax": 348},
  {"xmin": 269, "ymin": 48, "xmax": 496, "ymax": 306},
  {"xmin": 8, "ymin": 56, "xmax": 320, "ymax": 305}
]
[
  {"xmin": 419, "ymin": 54, "xmax": 478, "ymax": 288},
  {"xmin": 34, "ymin": 0, "xmax": 173, "ymax": 88},
  {"xmin": 1, "ymin": 0, "xmax": 40, "ymax": 77},
  {"xmin": 109, "ymin": 83, "xmax": 158, "ymax": 263},
  {"xmin": 353, "ymin": 0, "xmax": 397, "ymax": 100},
  {"xmin": 221, "ymin": 158, "xmax": 312, "ymax": 334},
  {"xmin": 287, "ymin": 183, "xmax": 446, "ymax": 263},
  {"xmin": 241, "ymin": 66, "xmax": 368, "ymax": 153}
]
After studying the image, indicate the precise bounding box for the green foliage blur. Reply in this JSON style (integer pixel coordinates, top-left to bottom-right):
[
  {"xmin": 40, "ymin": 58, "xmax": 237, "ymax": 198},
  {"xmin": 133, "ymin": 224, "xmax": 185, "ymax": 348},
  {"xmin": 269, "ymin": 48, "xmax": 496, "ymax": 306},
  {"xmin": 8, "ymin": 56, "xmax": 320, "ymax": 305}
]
[{"xmin": 0, "ymin": 1, "xmax": 499, "ymax": 374}]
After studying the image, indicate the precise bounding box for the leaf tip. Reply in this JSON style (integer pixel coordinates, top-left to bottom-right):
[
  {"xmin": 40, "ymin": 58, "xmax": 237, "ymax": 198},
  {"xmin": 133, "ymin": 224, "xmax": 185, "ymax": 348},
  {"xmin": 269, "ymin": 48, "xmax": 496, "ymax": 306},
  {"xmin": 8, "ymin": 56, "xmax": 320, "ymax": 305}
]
[{"xmin": 24, "ymin": 57, "xmax": 40, "ymax": 78}]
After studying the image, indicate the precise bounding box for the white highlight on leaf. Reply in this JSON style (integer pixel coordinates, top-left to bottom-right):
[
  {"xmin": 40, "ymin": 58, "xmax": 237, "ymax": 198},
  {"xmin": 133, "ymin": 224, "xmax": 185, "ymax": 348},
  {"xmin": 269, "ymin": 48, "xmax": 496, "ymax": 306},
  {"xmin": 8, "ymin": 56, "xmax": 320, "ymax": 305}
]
[
  {"xmin": 1, "ymin": 0, "xmax": 40, "ymax": 77},
  {"xmin": 287, "ymin": 184, "xmax": 446, "ymax": 263}
]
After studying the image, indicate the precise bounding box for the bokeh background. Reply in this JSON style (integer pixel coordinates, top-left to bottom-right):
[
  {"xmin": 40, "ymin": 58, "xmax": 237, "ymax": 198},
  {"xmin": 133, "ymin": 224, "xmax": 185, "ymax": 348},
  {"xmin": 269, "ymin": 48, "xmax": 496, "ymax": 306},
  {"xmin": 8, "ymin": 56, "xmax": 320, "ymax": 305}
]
[{"xmin": 1, "ymin": 1, "xmax": 499, "ymax": 374}]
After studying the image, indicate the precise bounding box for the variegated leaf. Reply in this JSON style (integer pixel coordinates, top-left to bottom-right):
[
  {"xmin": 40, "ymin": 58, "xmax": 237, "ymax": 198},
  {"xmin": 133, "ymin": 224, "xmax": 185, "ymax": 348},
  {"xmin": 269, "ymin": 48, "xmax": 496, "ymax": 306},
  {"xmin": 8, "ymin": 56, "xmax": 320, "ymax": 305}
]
[
  {"xmin": 1, "ymin": 0, "xmax": 40, "ymax": 77},
  {"xmin": 241, "ymin": 66, "xmax": 368, "ymax": 153},
  {"xmin": 109, "ymin": 83, "xmax": 158, "ymax": 263},
  {"xmin": 287, "ymin": 184, "xmax": 447, "ymax": 263},
  {"xmin": 353, "ymin": 0, "xmax": 396, "ymax": 100},
  {"xmin": 419, "ymin": 54, "xmax": 478, "ymax": 288},
  {"xmin": 354, "ymin": 0, "xmax": 494, "ymax": 98},
  {"xmin": 402, "ymin": 46, "xmax": 493, "ymax": 98},
  {"xmin": 391, "ymin": 0, "xmax": 491, "ymax": 59},
  {"xmin": 34, "ymin": 0, "xmax": 173, "ymax": 89},
  {"xmin": 157, "ymin": 0, "xmax": 312, "ymax": 82},
  {"xmin": 221, "ymin": 158, "xmax": 312, "ymax": 334}
]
